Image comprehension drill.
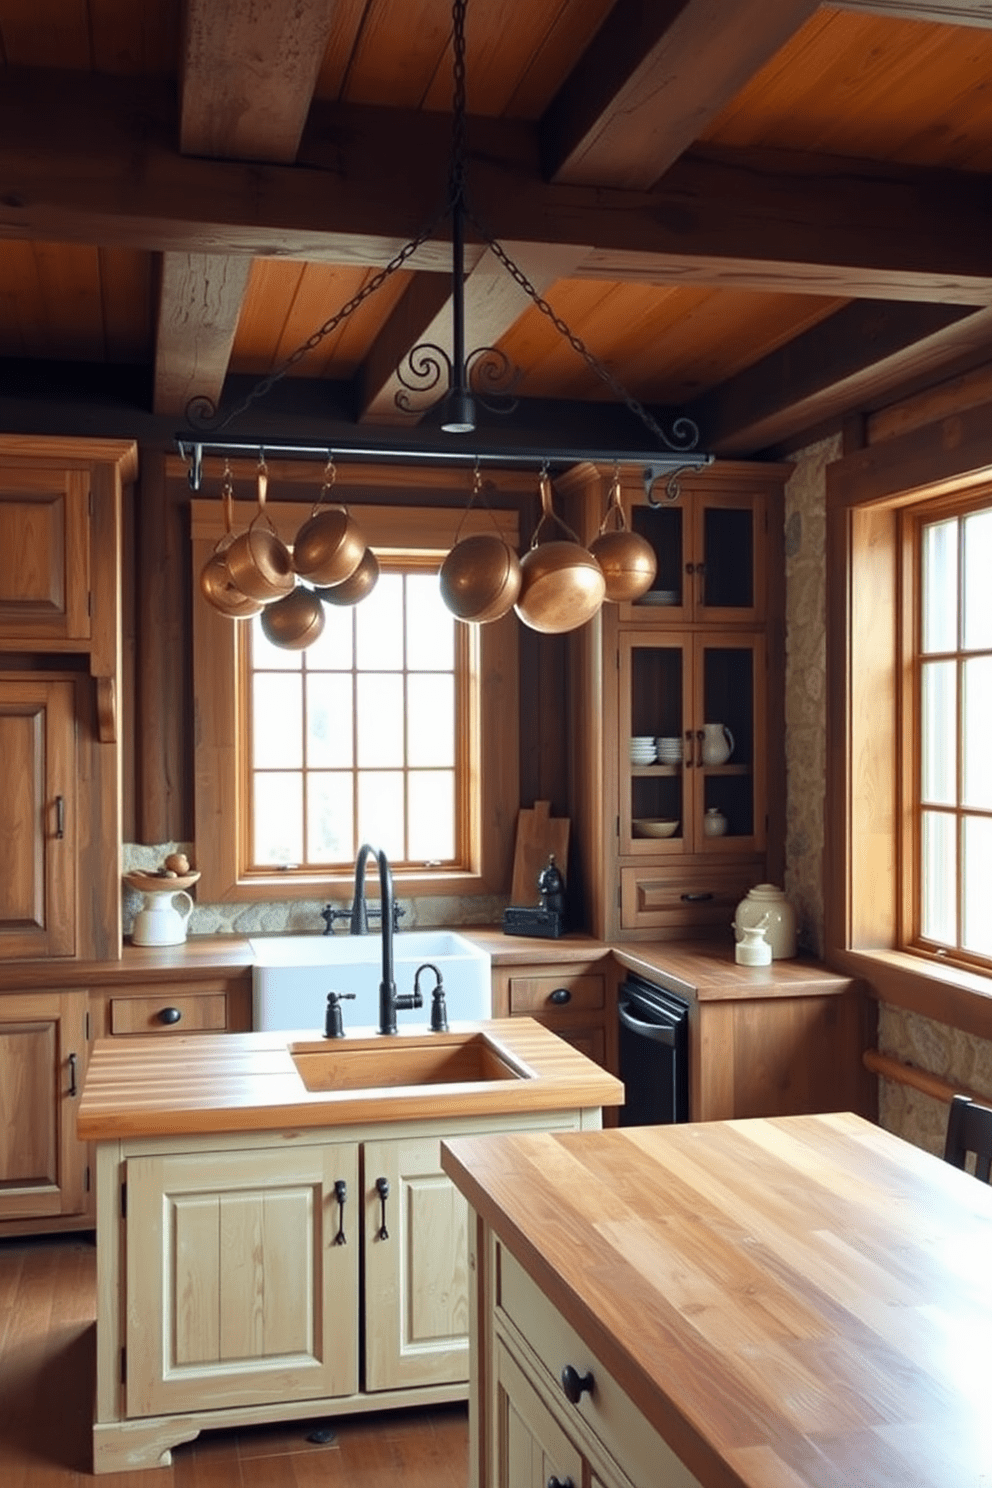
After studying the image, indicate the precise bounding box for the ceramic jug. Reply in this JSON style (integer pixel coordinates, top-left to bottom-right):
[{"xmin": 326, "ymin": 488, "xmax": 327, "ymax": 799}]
[
  {"xmin": 132, "ymin": 887, "xmax": 194, "ymax": 947},
  {"xmin": 733, "ymin": 884, "xmax": 796, "ymax": 959},
  {"xmin": 735, "ymin": 919, "xmax": 771, "ymax": 966},
  {"xmin": 700, "ymin": 723, "xmax": 734, "ymax": 766}
]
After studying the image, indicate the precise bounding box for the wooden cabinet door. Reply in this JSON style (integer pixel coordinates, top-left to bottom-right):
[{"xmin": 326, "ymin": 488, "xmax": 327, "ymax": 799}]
[
  {"xmin": 124, "ymin": 1141, "xmax": 360, "ymax": 1417},
  {"xmin": 363, "ymin": 1134, "xmax": 470, "ymax": 1392},
  {"xmin": 0, "ymin": 677, "xmax": 76, "ymax": 959},
  {"xmin": 0, "ymin": 466, "xmax": 91, "ymax": 643},
  {"xmin": 492, "ymin": 1337, "xmax": 584, "ymax": 1488},
  {"xmin": 0, "ymin": 991, "xmax": 88, "ymax": 1222}
]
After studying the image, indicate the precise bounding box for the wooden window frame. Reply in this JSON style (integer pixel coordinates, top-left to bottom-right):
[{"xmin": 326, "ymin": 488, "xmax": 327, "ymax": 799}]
[
  {"xmin": 826, "ymin": 431, "xmax": 992, "ymax": 1039},
  {"xmin": 191, "ymin": 497, "xmax": 519, "ymax": 903}
]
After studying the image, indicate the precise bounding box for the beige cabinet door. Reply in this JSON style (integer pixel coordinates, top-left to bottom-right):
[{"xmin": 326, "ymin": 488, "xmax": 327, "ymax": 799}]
[
  {"xmin": 492, "ymin": 1338, "xmax": 584, "ymax": 1488},
  {"xmin": 0, "ymin": 991, "xmax": 88, "ymax": 1222},
  {"xmin": 0, "ymin": 466, "xmax": 91, "ymax": 643},
  {"xmin": 0, "ymin": 676, "xmax": 76, "ymax": 959},
  {"xmin": 124, "ymin": 1141, "xmax": 360, "ymax": 1417},
  {"xmin": 363, "ymin": 1134, "xmax": 470, "ymax": 1392}
]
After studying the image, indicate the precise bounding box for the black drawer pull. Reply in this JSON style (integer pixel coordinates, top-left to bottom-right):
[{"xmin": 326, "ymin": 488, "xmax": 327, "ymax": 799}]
[
  {"xmin": 548, "ymin": 987, "xmax": 571, "ymax": 1006},
  {"xmin": 680, "ymin": 892, "xmax": 713, "ymax": 902},
  {"xmin": 55, "ymin": 795, "xmax": 65, "ymax": 839},
  {"xmin": 68, "ymin": 1051, "xmax": 78, "ymax": 1097},
  {"xmin": 548, "ymin": 1478, "xmax": 574, "ymax": 1488},
  {"xmin": 334, "ymin": 1179, "xmax": 348, "ymax": 1245},
  {"xmin": 376, "ymin": 1176, "xmax": 390, "ymax": 1240},
  {"xmin": 158, "ymin": 1007, "xmax": 183, "ymax": 1025},
  {"xmin": 560, "ymin": 1363, "xmax": 594, "ymax": 1404}
]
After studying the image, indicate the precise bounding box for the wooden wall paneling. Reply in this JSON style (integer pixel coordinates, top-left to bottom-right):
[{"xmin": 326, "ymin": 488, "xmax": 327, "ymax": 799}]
[
  {"xmin": 135, "ymin": 454, "xmax": 192, "ymax": 844},
  {"xmin": 120, "ymin": 460, "xmax": 136, "ymax": 842},
  {"xmin": 764, "ymin": 481, "xmax": 787, "ymax": 885}
]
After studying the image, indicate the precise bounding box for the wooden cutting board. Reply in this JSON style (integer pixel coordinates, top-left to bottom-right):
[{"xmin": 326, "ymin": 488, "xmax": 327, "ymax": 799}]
[{"xmin": 510, "ymin": 800, "xmax": 569, "ymax": 905}]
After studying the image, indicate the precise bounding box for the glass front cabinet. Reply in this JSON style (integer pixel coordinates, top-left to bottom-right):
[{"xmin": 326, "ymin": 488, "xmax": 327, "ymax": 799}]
[{"xmin": 564, "ymin": 460, "xmax": 788, "ymax": 941}]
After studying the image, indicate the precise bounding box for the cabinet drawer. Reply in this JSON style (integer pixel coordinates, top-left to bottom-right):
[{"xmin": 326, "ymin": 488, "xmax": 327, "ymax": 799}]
[
  {"xmin": 508, "ymin": 972, "xmax": 605, "ymax": 1016},
  {"xmin": 496, "ymin": 1244, "xmax": 702, "ymax": 1488},
  {"xmin": 620, "ymin": 864, "xmax": 757, "ymax": 932},
  {"xmin": 109, "ymin": 992, "xmax": 229, "ymax": 1035}
]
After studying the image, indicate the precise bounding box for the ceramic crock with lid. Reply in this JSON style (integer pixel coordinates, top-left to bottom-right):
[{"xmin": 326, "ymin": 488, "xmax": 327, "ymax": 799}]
[{"xmin": 733, "ymin": 883, "xmax": 796, "ymax": 959}]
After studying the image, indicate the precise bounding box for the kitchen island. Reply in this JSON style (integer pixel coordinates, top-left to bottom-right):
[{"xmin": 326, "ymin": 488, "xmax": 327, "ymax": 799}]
[
  {"xmin": 76, "ymin": 1018, "xmax": 622, "ymax": 1473},
  {"xmin": 442, "ymin": 1113, "xmax": 992, "ymax": 1488}
]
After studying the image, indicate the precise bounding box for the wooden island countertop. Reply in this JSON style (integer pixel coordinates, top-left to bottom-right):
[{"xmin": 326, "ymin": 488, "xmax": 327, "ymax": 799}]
[
  {"xmin": 442, "ymin": 1113, "xmax": 992, "ymax": 1488},
  {"xmin": 76, "ymin": 1016, "xmax": 624, "ymax": 1141}
]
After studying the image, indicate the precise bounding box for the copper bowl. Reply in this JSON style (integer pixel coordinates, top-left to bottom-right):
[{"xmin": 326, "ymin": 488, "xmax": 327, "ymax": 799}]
[
  {"xmin": 260, "ymin": 585, "xmax": 326, "ymax": 649},
  {"xmin": 314, "ymin": 547, "xmax": 379, "ymax": 607},
  {"xmin": 293, "ymin": 508, "xmax": 366, "ymax": 587},
  {"xmin": 514, "ymin": 542, "xmax": 605, "ymax": 634},
  {"xmin": 588, "ymin": 529, "xmax": 658, "ymax": 603},
  {"xmin": 439, "ymin": 534, "xmax": 522, "ymax": 623}
]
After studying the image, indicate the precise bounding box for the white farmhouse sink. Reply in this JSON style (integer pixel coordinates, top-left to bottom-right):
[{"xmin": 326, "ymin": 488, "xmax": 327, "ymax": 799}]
[{"xmin": 250, "ymin": 930, "xmax": 492, "ymax": 1033}]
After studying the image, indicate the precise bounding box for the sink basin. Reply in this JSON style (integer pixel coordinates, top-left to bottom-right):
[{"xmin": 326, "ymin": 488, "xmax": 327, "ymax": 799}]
[
  {"xmin": 250, "ymin": 929, "xmax": 492, "ymax": 1032},
  {"xmin": 289, "ymin": 1031, "xmax": 533, "ymax": 1092}
]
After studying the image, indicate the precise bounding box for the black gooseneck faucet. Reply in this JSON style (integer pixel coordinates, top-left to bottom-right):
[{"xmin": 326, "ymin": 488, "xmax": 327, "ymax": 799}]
[{"xmin": 351, "ymin": 844, "xmax": 422, "ymax": 1034}]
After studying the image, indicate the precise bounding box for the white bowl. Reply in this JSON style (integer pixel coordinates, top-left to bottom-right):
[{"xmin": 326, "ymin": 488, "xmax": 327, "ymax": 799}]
[{"xmin": 632, "ymin": 818, "xmax": 679, "ymax": 838}]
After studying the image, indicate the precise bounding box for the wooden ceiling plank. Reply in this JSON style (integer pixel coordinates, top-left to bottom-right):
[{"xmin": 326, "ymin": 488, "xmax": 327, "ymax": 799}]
[
  {"xmin": 688, "ymin": 300, "xmax": 992, "ymax": 454},
  {"xmin": 180, "ymin": 0, "xmax": 342, "ymax": 163},
  {"xmin": 153, "ymin": 251, "xmax": 253, "ymax": 417},
  {"xmin": 3, "ymin": 76, "xmax": 992, "ymax": 303},
  {"xmin": 359, "ymin": 242, "xmax": 587, "ymax": 423},
  {"xmin": 541, "ymin": 0, "xmax": 821, "ymax": 188}
]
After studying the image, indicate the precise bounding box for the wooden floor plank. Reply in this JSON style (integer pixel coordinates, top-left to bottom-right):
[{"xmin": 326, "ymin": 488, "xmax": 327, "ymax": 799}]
[{"xmin": 0, "ymin": 1235, "xmax": 468, "ymax": 1487}]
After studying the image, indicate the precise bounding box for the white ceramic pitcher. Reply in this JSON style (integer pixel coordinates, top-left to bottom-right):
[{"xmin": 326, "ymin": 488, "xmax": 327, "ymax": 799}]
[
  {"xmin": 700, "ymin": 722, "xmax": 734, "ymax": 765},
  {"xmin": 132, "ymin": 887, "xmax": 194, "ymax": 947}
]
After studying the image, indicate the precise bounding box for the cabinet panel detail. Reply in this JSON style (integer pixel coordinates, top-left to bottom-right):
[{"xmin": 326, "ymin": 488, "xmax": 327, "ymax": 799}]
[
  {"xmin": 0, "ymin": 469, "xmax": 91, "ymax": 642},
  {"xmin": 508, "ymin": 974, "xmax": 605, "ymax": 1015},
  {"xmin": 620, "ymin": 864, "xmax": 758, "ymax": 932},
  {"xmin": 110, "ymin": 993, "xmax": 228, "ymax": 1035},
  {"xmin": 0, "ymin": 992, "xmax": 88, "ymax": 1223},
  {"xmin": 125, "ymin": 1143, "xmax": 359, "ymax": 1417}
]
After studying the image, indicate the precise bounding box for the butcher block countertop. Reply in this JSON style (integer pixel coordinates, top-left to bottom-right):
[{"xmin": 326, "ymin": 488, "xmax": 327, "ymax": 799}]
[
  {"xmin": 612, "ymin": 940, "xmax": 860, "ymax": 1000},
  {"xmin": 442, "ymin": 1113, "xmax": 992, "ymax": 1488},
  {"xmin": 76, "ymin": 1016, "xmax": 624, "ymax": 1141}
]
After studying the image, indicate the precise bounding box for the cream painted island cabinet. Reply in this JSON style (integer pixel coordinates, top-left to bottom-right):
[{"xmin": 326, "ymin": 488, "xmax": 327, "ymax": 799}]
[{"xmin": 77, "ymin": 1018, "xmax": 622, "ymax": 1474}]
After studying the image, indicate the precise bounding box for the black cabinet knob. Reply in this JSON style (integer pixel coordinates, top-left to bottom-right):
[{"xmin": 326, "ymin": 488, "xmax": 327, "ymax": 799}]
[
  {"xmin": 547, "ymin": 1478, "xmax": 574, "ymax": 1488},
  {"xmin": 560, "ymin": 1363, "xmax": 594, "ymax": 1404},
  {"xmin": 548, "ymin": 987, "xmax": 571, "ymax": 1006},
  {"xmin": 157, "ymin": 1007, "xmax": 183, "ymax": 1025}
]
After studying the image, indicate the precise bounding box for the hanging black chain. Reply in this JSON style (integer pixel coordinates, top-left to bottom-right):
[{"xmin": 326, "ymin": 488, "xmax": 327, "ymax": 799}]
[{"xmin": 449, "ymin": 0, "xmax": 468, "ymax": 209}]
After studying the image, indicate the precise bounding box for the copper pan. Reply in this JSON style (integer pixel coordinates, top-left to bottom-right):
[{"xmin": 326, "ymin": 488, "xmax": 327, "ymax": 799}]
[
  {"xmin": 260, "ymin": 585, "xmax": 327, "ymax": 650},
  {"xmin": 439, "ymin": 533, "xmax": 522, "ymax": 624},
  {"xmin": 588, "ymin": 471, "xmax": 657, "ymax": 602},
  {"xmin": 514, "ymin": 474, "xmax": 605, "ymax": 634},
  {"xmin": 199, "ymin": 469, "xmax": 264, "ymax": 618},
  {"xmin": 294, "ymin": 504, "xmax": 366, "ymax": 586},
  {"xmin": 224, "ymin": 463, "xmax": 295, "ymax": 603},
  {"xmin": 314, "ymin": 547, "xmax": 380, "ymax": 606}
]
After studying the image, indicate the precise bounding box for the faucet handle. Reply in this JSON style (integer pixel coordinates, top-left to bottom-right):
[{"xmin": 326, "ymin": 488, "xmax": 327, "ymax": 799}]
[
  {"xmin": 324, "ymin": 991, "xmax": 355, "ymax": 1039},
  {"xmin": 414, "ymin": 963, "xmax": 448, "ymax": 1032}
]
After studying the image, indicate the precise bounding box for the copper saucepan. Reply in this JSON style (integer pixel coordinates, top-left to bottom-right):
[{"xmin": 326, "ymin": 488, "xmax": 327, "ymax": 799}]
[
  {"xmin": 588, "ymin": 471, "xmax": 657, "ymax": 603},
  {"xmin": 314, "ymin": 546, "xmax": 380, "ymax": 606},
  {"xmin": 199, "ymin": 469, "xmax": 265, "ymax": 618},
  {"xmin": 224, "ymin": 463, "xmax": 295, "ymax": 603},
  {"xmin": 514, "ymin": 473, "xmax": 605, "ymax": 634}
]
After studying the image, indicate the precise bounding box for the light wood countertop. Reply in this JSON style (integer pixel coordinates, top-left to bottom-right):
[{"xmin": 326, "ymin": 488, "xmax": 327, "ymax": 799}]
[
  {"xmin": 76, "ymin": 1016, "xmax": 624, "ymax": 1141},
  {"xmin": 613, "ymin": 939, "xmax": 861, "ymax": 1001},
  {"xmin": 443, "ymin": 1113, "xmax": 992, "ymax": 1488}
]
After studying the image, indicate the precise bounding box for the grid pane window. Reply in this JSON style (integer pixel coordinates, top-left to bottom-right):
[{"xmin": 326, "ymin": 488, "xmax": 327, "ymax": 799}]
[
  {"xmin": 247, "ymin": 567, "xmax": 461, "ymax": 870},
  {"xmin": 917, "ymin": 505, "xmax": 992, "ymax": 961}
]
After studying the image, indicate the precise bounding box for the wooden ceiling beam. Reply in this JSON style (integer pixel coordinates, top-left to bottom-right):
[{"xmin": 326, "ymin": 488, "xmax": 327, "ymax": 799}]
[
  {"xmin": 358, "ymin": 244, "xmax": 586, "ymax": 424},
  {"xmin": 2, "ymin": 76, "xmax": 991, "ymax": 303},
  {"xmin": 835, "ymin": 1, "xmax": 992, "ymax": 26},
  {"xmin": 687, "ymin": 301, "xmax": 992, "ymax": 455},
  {"xmin": 180, "ymin": 0, "xmax": 341, "ymax": 163},
  {"xmin": 153, "ymin": 252, "xmax": 253, "ymax": 418},
  {"xmin": 541, "ymin": 0, "xmax": 820, "ymax": 189}
]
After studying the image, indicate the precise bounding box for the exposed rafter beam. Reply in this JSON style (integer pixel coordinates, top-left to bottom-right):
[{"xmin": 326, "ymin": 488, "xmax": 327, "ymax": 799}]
[
  {"xmin": 541, "ymin": 0, "xmax": 819, "ymax": 188},
  {"xmin": 2, "ymin": 76, "xmax": 991, "ymax": 305},
  {"xmin": 180, "ymin": 0, "xmax": 341, "ymax": 162},
  {"xmin": 687, "ymin": 301, "xmax": 992, "ymax": 455},
  {"xmin": 153, "ymin": 252, "xmax": 253, "ymax": 417},
  {"xmin": 358, "ymin": 244, "xmax": 586, "ymax": 424}
]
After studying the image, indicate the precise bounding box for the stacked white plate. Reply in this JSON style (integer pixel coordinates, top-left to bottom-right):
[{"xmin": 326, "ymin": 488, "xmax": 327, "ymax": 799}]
[
  {"xmin": 630, "ymin": 735, "xmax": 656, "ymax": 765},
  {"xmin": 655, "ymin": 736, "xmax": 683, "ymax": 764}
]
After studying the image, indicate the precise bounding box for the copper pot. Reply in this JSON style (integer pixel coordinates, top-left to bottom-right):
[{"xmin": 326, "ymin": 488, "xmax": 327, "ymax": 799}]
[
  {"xmin": 588, "ymin": 528, "xmax": 657, "ymax": 603},
  {"xmin": 224, "ymin": 465, "xmax": 295, "ymax": 603},
  {"xmin": 260, "ymin": 585, "xmax": 326, "ymax": 650},
  {"xmin": 199, "ymin": 470, "xmax": 264, "ymax": 617},
  {"xmin": 514, "ymin": 473, "xmax": 605, "ymax": 634},
  {"xmin": 439, "ymin": 533, "xmax": 522, "ymax": 624},
  {"xmin": 293, "ymin": 506, "xmax": 366, "ymax": 586},
  {"xmin": 314, "ymin": 547, "xmax": 379, "ymax": 606}
]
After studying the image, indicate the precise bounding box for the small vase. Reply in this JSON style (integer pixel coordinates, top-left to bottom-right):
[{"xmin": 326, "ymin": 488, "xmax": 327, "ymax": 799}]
[{"xmin": 703, "ymin": 807, "xmax": 728, "ymax": 837}]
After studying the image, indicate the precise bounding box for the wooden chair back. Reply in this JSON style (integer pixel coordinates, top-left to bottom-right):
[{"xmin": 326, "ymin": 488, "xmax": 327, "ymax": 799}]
[{"xmin": 943, "ymin": 1094, "xmax": 992, "ymax": 1182}]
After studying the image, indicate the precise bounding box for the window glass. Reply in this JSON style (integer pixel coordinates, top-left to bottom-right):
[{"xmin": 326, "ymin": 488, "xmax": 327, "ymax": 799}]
[
  {"xmin": 922, "ymin": 517, "xmax": 957, "ymax": 653},
  {"xmin": 962, "ymin": 815, "xmax": 992, "ymax": 956},
  {"xmin": 920, "ymin": 660, "xmax": 955, "ymax": 806},
  {"xmin": 963, "ymin": 508, "xmax": 992, "ymax": 651},
  {"xmin": 920, "ymin": 809, "xmax": 956, "ymax": 946}
]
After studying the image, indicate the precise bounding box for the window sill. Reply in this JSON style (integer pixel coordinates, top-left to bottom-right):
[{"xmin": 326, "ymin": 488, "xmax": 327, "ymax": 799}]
[{"xmin": 830, "ymin": 946, "xmax": 992, "ymax": 1042}]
